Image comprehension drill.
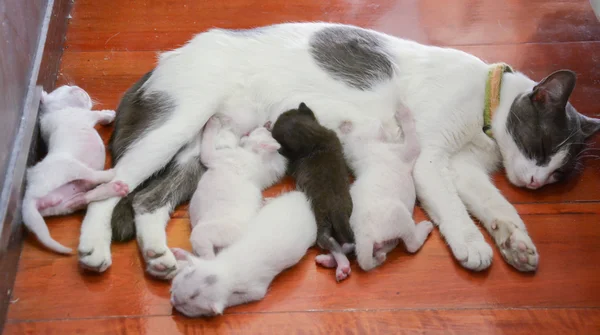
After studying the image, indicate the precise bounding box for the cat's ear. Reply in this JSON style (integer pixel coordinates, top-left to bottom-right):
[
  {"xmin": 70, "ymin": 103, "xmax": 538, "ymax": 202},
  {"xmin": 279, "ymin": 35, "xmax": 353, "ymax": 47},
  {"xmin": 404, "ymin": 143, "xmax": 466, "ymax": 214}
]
[
  {"xmin": 297, "ymin": 102, "xmax": 316, "ymax": 119},
  {"xmin": 210, "ymin": 302, "xmax": 224, "ymax": 315},
  {"xmin": 579, "ymin": 114, "xmax": 600, "ymax": 138},
  {"xmin": 531, "ymin": 70, "xmax": 576, "ymax": 109}
]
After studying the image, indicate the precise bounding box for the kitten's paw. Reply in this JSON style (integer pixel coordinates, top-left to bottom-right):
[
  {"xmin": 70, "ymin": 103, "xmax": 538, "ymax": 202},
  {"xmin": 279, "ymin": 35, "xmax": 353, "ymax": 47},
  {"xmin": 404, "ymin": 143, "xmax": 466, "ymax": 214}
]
[
  {"xmin": 78, "ymin": 239, "xmax": 112, "ymax": 273},
  {"xmin": 496, "ymin": 224, "xmax": 538, "ymax": 272},
  {"xmin": 145, "ymin": 248, "xmax": 178, "ymax": 280},
  {"xmin": 335, "ymin": 264, "xmax": 351, "ymax": 282},
  {"xmin": 111, "ymin": 181, "xmax": 129, "ymax": 197},
  {"xmin": 315, "ymin": 254, "xmax": 337, "ymax": 268},
  {"xmin": 450, "ymin": 238, "xmax": 493, "ymax": 271},
  {"xmin": 98, "ymin": 110, "xmax": 116, "ymax": 125}
]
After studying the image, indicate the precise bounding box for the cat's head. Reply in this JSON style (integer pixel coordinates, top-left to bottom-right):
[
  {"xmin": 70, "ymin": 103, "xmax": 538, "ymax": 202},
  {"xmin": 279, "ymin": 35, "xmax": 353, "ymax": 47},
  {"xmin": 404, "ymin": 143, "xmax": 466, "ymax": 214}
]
[
  {"xmin": 41, "ymin": 85, "xmax": 93, "ymax": 112},
  {"xmin": 272, "ymin": 102, "xmax": 329, "ymax": 157},
  {"xmin": 170, "ymin": 248, "xmax": 228, "ymax": 318},
  {"xmin": 496, "ymin": 70, "xmax": 600, "ymax": 189}
]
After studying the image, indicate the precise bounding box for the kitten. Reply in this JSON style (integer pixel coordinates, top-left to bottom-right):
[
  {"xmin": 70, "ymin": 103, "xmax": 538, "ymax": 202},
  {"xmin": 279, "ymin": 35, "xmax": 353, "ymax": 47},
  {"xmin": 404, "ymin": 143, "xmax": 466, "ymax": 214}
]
[
  {"xmin": 318, "ymin": 107, "xmax": 433, "ymax": 271},
  {"xmin": 188, "ymin": 115, "xmax": 286, "ymax": 258},
  {"xmin": 22, "ymin": 85, "xmax": 128, "ymax": 254},
  {"xmin": 271, "ymin": 102, "xmax": 354, "ymax": 282},
  {"xmin": 170, "ymin": 191, "xmax": 317, "ymax": 317}
]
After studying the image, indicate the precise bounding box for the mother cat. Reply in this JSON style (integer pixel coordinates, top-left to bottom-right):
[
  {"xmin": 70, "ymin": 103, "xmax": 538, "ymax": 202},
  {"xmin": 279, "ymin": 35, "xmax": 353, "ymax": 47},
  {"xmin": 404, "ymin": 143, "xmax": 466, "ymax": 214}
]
[{"xmin": 77, "ymin": 22, "xmax": 600, "ymax": 278}]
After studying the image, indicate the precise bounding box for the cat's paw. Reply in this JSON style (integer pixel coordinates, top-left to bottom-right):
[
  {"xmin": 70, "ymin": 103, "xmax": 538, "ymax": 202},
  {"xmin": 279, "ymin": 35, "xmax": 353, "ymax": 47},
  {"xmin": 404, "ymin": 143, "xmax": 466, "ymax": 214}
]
[
  {"xmin": 335, "ymin": 264, "xmax": 351, "ymax": 282},
  {"xmin": 448, "ymin": 229, "xmax": 493, "ymax": 271},
  {"xmin": 98, "ymin": 110, "xmax": 116, "ymax": 125},
  {"xmin": 315, "ymin": 254, "xmax": 337, "ymax": 268},
  {"xmin": 144, "ymin": 248, "xmax": 178, "ymax": 280},
  {"xmin": 111, "ymin": 181, "xmax": 129, "ymax": 197},
  {"xmin": 495, "ymin": 224, "xmax": 538, "ymax": 272},
  {"xmin": 78, "ymin": 238, "xmax": 112, "ymax": 272}
]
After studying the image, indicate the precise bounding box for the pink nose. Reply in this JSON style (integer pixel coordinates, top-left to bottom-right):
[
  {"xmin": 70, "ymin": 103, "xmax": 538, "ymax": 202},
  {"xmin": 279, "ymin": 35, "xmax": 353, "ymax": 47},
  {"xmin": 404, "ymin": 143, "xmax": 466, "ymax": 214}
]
[{"xmin": 528, "ymin": 176, "xmax": 541, "ymax": 189}]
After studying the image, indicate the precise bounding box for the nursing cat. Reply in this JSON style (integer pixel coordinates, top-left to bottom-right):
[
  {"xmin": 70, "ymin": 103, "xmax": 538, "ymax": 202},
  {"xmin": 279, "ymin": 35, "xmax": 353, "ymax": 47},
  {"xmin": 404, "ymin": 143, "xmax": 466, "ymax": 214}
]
[
  {"xmin": 188, "ymin": 115, "xmax": 286, "ymax": 259},
  {"xmin": 81, "ymin": 22, "xmax": 600, "ymax": 277},
  {"xmin": 170, "ymin": 191, "xmax": 316, "ymax": 317},
  {"xmin": 22, "ymin": 85, "xmax": 128, "ymax": 254}
]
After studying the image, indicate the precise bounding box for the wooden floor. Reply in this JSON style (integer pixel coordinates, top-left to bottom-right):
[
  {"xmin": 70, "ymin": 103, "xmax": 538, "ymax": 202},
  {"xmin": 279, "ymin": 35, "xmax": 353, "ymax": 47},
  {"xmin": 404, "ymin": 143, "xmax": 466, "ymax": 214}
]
[{"xmin": 5, "ymin": 1, "xmax": 600, "ymax": 334}]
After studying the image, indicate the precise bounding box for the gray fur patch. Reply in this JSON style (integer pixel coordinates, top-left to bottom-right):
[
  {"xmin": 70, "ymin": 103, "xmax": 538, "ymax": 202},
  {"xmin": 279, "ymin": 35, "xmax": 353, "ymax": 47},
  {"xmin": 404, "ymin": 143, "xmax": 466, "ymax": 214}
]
[
  {"xmin": 309, "ymin": 26, "xmax": 394, "ymax": 90},
  {"xmin": 109, "ymin": 70, "xmax": 204, "ymax": 241},
  {"xmin": 204, "ymin": 275, "xmax": 217, "ymax": 285},
  {"xmin": 132, "ymin": 145, "xmax": 205, "ymax": 215},
  {"xmin": 108, "ymin": 70, "xmax": 175, "ymax": 162}
]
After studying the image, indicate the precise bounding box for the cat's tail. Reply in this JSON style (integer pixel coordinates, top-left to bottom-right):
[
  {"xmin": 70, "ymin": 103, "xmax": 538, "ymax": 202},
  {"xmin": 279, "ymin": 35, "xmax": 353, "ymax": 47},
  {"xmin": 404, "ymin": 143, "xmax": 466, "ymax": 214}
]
[
  {"xmin": 21, "ymin": 198, "xmax": 72, "ymax": 254},
  {"xmin": 394, "ymin": 105, "xmax": 420, "ymax": 166},
  {"xmin": 111, "ymin": 193, "xmax": 136, "ymax": 242}
]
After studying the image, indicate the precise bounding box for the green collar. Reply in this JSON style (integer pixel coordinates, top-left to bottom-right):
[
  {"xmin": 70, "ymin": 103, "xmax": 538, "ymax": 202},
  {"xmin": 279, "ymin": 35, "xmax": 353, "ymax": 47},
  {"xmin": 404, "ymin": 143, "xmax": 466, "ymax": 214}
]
[{"xmin": 483, "ymin": 63, "xmax": 514, "ymax": 138}]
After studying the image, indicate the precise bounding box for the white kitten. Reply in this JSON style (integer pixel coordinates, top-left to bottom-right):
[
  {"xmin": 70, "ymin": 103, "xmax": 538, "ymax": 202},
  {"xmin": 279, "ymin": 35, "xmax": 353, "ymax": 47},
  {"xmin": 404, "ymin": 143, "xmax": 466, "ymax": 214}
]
[
  {"xmin": 188, "ymin": 115, "xmax": 287, "ymax": 258},
  {"xmin": 21, "ymin": 85, "xmax": 128, "ymax": 254},
  {"xmin": 320, "ymin": 106, "xmax": 433, "ymax": 271},
  {"xmin": 171, "ymin": 190, "xmax": 317, "ymax": 317}
]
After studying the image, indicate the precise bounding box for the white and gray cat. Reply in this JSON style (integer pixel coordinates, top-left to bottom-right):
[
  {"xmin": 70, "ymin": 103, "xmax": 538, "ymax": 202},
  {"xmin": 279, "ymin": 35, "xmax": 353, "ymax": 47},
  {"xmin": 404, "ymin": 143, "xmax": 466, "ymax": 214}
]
[
  {"xmin": 170, "ymin": 190, "xmax": 316, "ymax": 317},
  {"xmin": 188, "ymin": 115, "xmax": 286, "ymax": 260},
  {"xmin": 81, "ymin": 22, "xmax": 600, "ymax": 277},
  {"xmin": 22, "ymin": 85, "xmax": 128, "ymax": 254}
]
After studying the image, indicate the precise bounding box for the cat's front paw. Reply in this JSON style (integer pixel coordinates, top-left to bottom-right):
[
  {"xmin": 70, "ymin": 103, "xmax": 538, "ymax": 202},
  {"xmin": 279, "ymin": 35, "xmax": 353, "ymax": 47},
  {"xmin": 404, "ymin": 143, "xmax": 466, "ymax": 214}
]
[
  {"xmin": 78, "ymin": 238, "xmax": 112, "ymax": 272},
  {"xmin": 144, "ymin": 247, "xmax": 178, "ymax": 280},
  {"xmin": 493, "ymin": 221, "xmax": 538, "ymax": 272},
  {"xmin": 447, "ymin": 226, "xmax": 493, "ymax": 271}
]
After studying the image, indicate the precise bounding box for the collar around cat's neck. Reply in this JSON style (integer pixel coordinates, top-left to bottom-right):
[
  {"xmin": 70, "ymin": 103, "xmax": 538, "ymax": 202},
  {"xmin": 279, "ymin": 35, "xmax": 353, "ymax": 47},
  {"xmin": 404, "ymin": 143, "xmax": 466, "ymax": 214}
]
[{"xmin": 483, "ymin": 63, "xmax": 514, "ymax": 139}]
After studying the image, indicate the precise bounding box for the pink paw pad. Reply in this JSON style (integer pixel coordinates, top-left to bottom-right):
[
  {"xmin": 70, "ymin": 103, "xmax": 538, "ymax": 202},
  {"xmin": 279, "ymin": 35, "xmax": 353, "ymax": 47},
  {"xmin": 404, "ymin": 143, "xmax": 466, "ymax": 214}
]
[
  {"xmin": 335, "ymin": 265, "xmax": 351, "ymax": 282},
  {"xmin": 112, "ymin": 181, "xmax": 129, "ymax": 196},
  {"xmin": 315, "ymin": 254, "xmax": 337, "ymax": 268}
]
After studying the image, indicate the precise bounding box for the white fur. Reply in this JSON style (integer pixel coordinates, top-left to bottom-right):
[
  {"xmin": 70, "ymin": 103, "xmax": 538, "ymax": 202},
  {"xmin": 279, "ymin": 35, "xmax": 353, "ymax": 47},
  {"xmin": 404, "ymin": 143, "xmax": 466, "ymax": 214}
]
[
  {"xmin": 188, "ymin": 115, "xmax": 287, "ymax": 259},
  {"xmin": 339, "ymin": 107, "xmax": 433, "ymax": 271},
  {"xmin": 79, "ymin": 22, "xmax": 542, "ymax": 274},
  {"xmin": 170, "ymin": 191, "xmax": 317, "ymax": 317},
  {"xmin": 22, "ymin": 85, "xmax": 127, "ymax": 254}
]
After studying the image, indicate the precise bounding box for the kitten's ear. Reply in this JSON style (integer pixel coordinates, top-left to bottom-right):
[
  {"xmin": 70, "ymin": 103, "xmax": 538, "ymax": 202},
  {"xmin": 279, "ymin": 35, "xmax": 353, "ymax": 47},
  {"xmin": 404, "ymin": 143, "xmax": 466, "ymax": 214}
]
[
  {"xmin": 211, "ymin": 302, "xmax": 224, "ymax": 315},
  {"xmin": 297, "ymin": 102, "xmax": 316, "ymax": 119},
  {"xmin": 531, "ymin": 70, "xmax": 576, "ymax": 109},
  {"xmin": 579, "ymin": 114, "xmax": 600, "ymax": 138}
]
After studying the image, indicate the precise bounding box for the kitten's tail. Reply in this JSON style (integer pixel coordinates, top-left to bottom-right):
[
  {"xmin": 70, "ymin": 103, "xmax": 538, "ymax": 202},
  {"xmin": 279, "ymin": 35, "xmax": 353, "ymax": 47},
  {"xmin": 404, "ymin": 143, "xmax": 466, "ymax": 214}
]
[
  {"xmin": 394, "ymin": 105, "xmax": 420, "ymax": 166},
  {"xmin": 21, "ymin": 198, "xmax": 72, "ymax": 254}
]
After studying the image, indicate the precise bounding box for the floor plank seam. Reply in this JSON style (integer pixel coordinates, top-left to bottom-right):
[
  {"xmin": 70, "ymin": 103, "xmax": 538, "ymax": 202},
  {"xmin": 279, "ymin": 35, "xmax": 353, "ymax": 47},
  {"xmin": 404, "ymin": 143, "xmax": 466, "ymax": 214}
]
[{"xmin": 7, "ymin": 306, "xmax": 600, "ymax": 323}]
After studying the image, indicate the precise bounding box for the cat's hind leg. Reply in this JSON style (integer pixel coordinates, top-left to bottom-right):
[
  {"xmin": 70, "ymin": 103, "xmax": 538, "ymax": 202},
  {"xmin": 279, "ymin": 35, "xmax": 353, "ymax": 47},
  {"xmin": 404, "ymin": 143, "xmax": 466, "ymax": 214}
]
[
  {"xmin": 190, "ymin": 221, "xmax": 243, "ymax": 259},
  {"xmin": 132, "ymin": 153, "xmax": 204, "ymax": 279},
  {"xmin": 316, "ymin": 232, "xmax": 351, "ymax": 282},
  {"xmin": 402, "ymin": 220, "xmax": 434, "ymax": 253},
  {"xmin": 79, "ymin": 96, "xmax": 216, "ymax": 273}
]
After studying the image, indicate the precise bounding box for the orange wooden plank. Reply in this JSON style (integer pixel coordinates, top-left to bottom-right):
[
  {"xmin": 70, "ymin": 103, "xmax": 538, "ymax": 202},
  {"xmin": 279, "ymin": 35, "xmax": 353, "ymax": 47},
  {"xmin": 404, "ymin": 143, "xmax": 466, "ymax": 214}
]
[
  {"xmin": 63, "ymin": 0, "xmax": 600, "ymax": 52},
  {"xmin": 5, "ymin": 309, "xmax": 600, "ymax": 334},
  {"xmin": 9, "ymin": 209, "xmax": 600, "ymax": 320}
]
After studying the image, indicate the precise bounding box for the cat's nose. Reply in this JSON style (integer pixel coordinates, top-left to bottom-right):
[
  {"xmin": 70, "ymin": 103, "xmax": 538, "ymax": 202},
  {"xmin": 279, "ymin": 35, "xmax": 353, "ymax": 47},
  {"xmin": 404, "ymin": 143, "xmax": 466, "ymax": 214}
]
[{"xmin": 527, "ymin": 176, "xmax": 541, "ymax": 189}]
